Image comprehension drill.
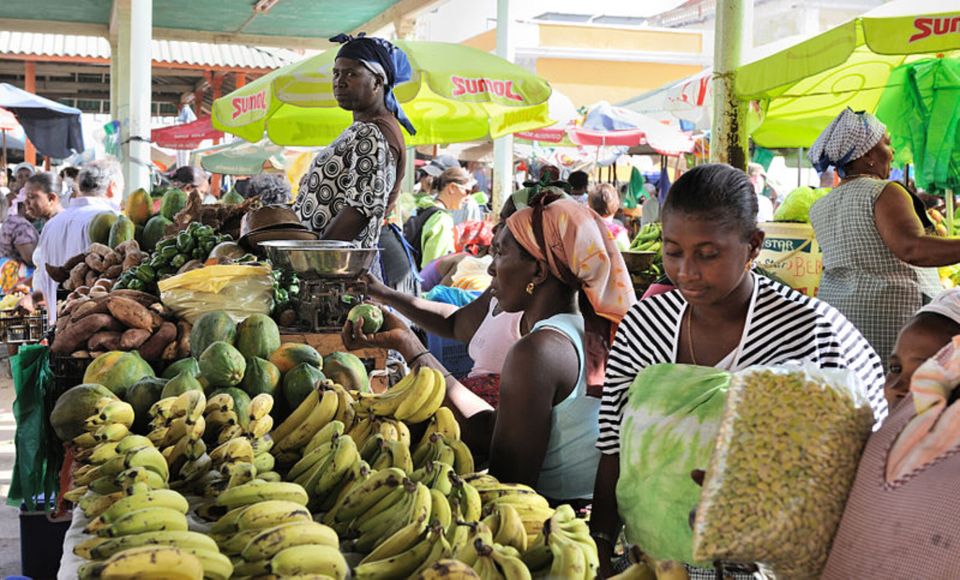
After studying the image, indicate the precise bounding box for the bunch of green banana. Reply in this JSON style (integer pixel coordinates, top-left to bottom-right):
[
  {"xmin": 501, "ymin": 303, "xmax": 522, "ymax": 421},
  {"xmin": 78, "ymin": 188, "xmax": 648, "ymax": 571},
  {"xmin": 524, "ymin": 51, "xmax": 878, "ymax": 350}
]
[
  {"xmin": 75, "ymin": 527, "xmax": 234, "ymax": 580},
  {"xmin": 412, "ymin": 432, "xmax": 475, "ymax": 475},
  {"xmin": 72, "ymin": 398, "xmax": 136, "ymax": 450},
  {"xmin": 77, "ymin": 546, "xmax": 206, "ymax": 580},
  {"xmin": 522, "ymin": 504, "xmax": 599, "ymax": 580},
  {"xmin": 357, "ymin": 366, "xmax": 447, "ymax": 423},
  {"xmin": 202, "ymin": 392, "xmax": 243, "ymax": 445},
  {"xmin": 629, "ymin": 222, "xmax": 662, "ymax": 252},
  {"xmin": 244, "ymin": 393, "xmax": 275, "ymax": 439},
  {"xmin": 417, "ymin": 558, "xmax": 482, "ymax": 579},
  {"xmin": 354, "ymin": 520, "xmax": 453, "ymax": 579},
  {"xmin": 271, "ymin": 383, "xmax": 354, "ymax": 459},
  {"xmin": 467, "ymin": 474, "xmax": 555, "ymax": 537}
]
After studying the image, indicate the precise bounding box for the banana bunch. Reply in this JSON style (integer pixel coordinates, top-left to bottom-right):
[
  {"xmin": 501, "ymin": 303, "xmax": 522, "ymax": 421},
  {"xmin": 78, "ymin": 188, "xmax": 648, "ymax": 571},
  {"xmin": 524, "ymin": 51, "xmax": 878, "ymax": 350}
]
[
  {"xmin": 75, "ymin": 527, "xmax": 233, "ymax": 580},
  {"xmin": 271, "ymin": 383, "xmax": 355, "ymax": 461},
  {"xmin": 608, "ymin": 557, "xmax": 679, "ymax": 580},
  {"xmin": 202, "ymin": 392, "xmax": 243, "ymax": 444},
  {"xmin": 141, "ymin": 390, "xmax": 211, "ymax": 491},
  {"xmin": 244, "ymin": 393, "xmax": 275, "ymax": 439},
  {"xmin": 210, "ymin": 499, "xmax": 313, "ymax": 556},
  {"xmin": 250, "ymin": 434, "xmax": 280, "ymax": 481},
  {"xmin": 349, "ymin": 412, "xmax": 412, "ymax": 449},
  {"xmin": 71, "ymin": 398, "xmax": 135, "ymax": 450},
  {"xmin": 359, "ymin": 433, "xmax": 415, "ymax": 473},
  {"xmin": 522, "ymin": 504, "xmax": 599, "ymax": 580},
  {"xmin": 77, "ymin": 546, "xmax": 206, "ymax": 580},
  {"xmin": 481, "ymin": 503, "xmax": 529, "ymax": 554},
  {"xmin": 72, "ymin": 440, "xmax": 171, "ymax": 496},
  {"xmin": 357, "ymin": 366, "xmax": 446, "ymax": 423},
  {"xmin": 354, "ymin": 520, "xmax": 453, "ymax": 579},
  {"xmin": 629, "ymin": 222, "xmax": 662, "ymax": 252},
  {"xmin": 198, "ymin": 436, "xmax": 257, "ymax": 497},
  {"xmin": 417, "ymin": 559, "xmax": 482, "ymax": 579},
  {"xmin": 234, "ymin": 538, "xmax": 348, "ymax": 579},
  {"xmin": 88, "ymin": 491, "xmax": 189, "ymax": 538},
  {"xmin": 287, "ymin": 430, "xmax": 361, "ymax": 511},
  {"xmin": 453, "ymin": 526, "xmax": 532, "ymax": 580},
  {"xmin": 466, "ymin": 473, "xmax": 555, "ymax": 537},
  {"xmin": 413, "ymin": 432, "xmax": 474, "ymax": 475}
]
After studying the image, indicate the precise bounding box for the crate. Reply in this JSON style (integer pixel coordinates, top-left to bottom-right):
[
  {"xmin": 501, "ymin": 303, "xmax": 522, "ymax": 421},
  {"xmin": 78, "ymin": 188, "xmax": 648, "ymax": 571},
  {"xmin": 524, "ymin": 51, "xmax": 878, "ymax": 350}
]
[
  {"xmin": 49, "ymin": 354, "xmax": 93, "ymax": 400},
  {"xmin": 20, "ymin": 496, "xmax": 71, "ymax": 580},
  {"xmin": 0, "ymin": 309, "xmax": 48, "ymax": 344},
  {"xmin": 426, "ymin": 333, "xmax": 474, "ymax": 379}
]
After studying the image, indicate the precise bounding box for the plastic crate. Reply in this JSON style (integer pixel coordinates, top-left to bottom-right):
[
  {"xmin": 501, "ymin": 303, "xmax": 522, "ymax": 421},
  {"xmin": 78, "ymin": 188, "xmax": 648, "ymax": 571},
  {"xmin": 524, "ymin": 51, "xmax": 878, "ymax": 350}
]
[
  {"xmin": 426, "ymin": 333, "xmax": 474, "ymax": 379},
  {"xmin": 49, "ymin": 354, "xmax": 94, "ymax": 400},
  {"xmin": 20, "ymin": 496, "xmax": 71, "ymax": 580}
]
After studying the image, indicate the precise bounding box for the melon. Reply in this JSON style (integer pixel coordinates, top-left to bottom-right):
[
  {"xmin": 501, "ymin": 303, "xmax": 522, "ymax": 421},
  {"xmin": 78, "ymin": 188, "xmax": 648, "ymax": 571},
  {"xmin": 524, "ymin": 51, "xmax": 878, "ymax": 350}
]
[
  {"xmin": 50, "ymin": 384, "xmax": 118, "ymax": 441},
  {"xmin": 82, "ymin": 351, "xmax": 155, "ymax": 398}
]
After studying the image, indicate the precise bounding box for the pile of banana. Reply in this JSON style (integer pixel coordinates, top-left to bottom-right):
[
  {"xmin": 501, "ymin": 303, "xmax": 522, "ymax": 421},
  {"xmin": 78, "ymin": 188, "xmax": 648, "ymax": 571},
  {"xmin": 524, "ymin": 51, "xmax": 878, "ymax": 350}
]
[
  {"xmin": 270, "ymin": 382, "xmax": 356, "ymax": 463},
  {"xmin": 207, "ymin": 480, "xmax": 348, "ymax": 579},
  {"xmin": 629, "ymin": 222, "xmax": 662, "ymax": 253},
  {"xmin": 465, "ymin": 473, "xmax": 556, "ymax": 537},
  {"xmin": 521, "ymin": 504, "xmax": 600, "ymax": 580},
  {"xmin": 72, "ymin": 398, "xmax": 136, "ymax": 451},
  {"xmin": 450, "ymin": 521, "xmax": 532, "ymax": 580},
  {"xmin": 77, "ymin": 546, "xmax": 211, "ymax": 580},
  {"xmin": 146, "ymin": 391, "xmax": 209, "ymax": 490}
]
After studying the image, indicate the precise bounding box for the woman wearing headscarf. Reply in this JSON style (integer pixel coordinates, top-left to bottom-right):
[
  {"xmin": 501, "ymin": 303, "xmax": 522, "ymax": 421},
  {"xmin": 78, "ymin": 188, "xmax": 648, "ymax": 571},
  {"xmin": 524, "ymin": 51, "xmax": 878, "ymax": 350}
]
[
  {"xmin": 808, "ymin": 108, "xmax": 960, "ymax": 367},
  {"xmin": 293, "ymin": 34, "xmax": 413, "ymax": 250},
  {"xmin": 345, "ymin": 194, "xmax": 636, "ymax": 504}
]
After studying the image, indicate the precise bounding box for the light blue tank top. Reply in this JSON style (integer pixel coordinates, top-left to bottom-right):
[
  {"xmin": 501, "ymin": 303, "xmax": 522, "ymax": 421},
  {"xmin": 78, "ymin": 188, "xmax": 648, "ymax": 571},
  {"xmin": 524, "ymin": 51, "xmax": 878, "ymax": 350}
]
[{"xmin": 532, "ymin": 313, "xmax": 601, "ymax": 501}]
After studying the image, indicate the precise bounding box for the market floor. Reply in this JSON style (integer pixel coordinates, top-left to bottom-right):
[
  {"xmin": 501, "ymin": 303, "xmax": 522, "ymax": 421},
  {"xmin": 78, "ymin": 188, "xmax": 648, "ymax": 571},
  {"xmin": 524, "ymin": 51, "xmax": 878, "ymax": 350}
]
[{"xmin": 0, "ymin": 376, "xmax": 20, "ymax": 576}]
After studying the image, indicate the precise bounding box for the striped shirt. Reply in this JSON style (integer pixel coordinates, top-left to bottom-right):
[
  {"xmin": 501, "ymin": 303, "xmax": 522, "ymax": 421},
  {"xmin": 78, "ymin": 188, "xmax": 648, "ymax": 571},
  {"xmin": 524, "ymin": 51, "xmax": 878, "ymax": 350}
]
[{"xmin": 598, "ymin": 273, "xmax": 888, "ymax": 454}]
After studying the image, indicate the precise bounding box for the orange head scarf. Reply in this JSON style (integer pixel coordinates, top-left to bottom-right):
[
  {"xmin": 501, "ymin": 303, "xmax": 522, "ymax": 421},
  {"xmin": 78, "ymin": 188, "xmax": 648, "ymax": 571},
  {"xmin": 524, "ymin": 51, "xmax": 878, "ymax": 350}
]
[{"xmin": 506, "ymin": 193, "xmax": 636, "ymax": 395}]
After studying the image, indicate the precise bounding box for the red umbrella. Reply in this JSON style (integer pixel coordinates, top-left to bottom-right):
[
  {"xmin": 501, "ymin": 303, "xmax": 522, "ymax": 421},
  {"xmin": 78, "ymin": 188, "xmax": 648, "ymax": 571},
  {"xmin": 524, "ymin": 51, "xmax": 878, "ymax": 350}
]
[{"xmin": 151, "ymin": 117, "xmax": 223, "ymax": 150}]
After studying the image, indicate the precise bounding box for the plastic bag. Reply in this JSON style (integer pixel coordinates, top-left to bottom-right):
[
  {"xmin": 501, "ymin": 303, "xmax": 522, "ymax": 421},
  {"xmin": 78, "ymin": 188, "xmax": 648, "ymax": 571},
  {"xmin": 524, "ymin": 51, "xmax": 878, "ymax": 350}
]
[
  {"xmin": 423, "ymin": 285, "xmax": 481, "ymax": 307},
  {"xmin": 692, "ymin": 364, "xmax": 874, "ymax": 579},
  {"xmin": 616, "ymin": 364, "xmax": 731, "ymax": 564},
  {"xmin": 158, "ymin": 264, "xmax": 274, "ymax": 324},
  {"xmin": 772, "ymin": 186, "xmax": 830, "ymax": 223}
]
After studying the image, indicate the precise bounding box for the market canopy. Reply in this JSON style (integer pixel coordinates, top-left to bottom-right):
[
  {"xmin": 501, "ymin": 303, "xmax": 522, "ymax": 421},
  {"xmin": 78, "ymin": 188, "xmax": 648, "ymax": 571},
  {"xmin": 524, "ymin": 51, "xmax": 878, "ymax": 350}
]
[
  {"xmin": 0, "ymin": 82, "xmax": 83, "ymax": 158},
  {"xmin": 737, "ymin": 0, "xmax": 960, "ymax": 148},
  {"xmin": 212, "ymin": 41, "xmax": 554, "ymax": 146}
]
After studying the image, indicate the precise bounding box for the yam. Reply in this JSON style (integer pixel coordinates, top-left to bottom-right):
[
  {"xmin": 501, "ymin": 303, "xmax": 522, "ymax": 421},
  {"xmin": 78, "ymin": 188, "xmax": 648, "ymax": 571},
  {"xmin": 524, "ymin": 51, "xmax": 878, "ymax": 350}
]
[
  {"xmin": 176, "ymin": 320, "xmax": 192, "ymax": 359},
  {"xmin": 84, "ymin": 253, "xmax": 106, "ymax": 272},
  {"xmin": 63, "ymin": 253, "xmax": 86, "ymax": 270},
  {"xmin": 110, "ymin": 289, "xmax": 159, "ymax": 307},
  {"xmin": 51, "ymin": 313, "xmax": 123, "ymax": 354},
  {"xmin": 139, "ymin": 322, "xmax": 177, "ymax": 360},
  {"xmin": 86, "ymin": 243, "xmax": 113, "ymax": 257},
  {"xmin": 88, "ymin": 331, "xmax": 122, "ymax": 351},
  {"xmin": 120, "ymin": 328, "xmax": 152, "ymax": 350},
  {"xmin": 103, "ymin": 265, "xmax": 123, "ymax": 279},
  {"xmin": 161, "ymin": 340, "xmax": 178, "ymax": 361},
  {"xmin": 70, "ymin": 299, "xmax": 109, "ymax": 321},
  {"xmin": 115, "ymin": 240, "xmax": 140, "ymax": 257},
  {"xmin": 84, "ymin": 269, "xmax": 99, "ymax": 288},
  {"xmin": 46, "ymin": 264, "xmax": 70, "ymax": 283},
  {"xmin": 121, "ymin": 251, "xmax": 143, "ymax": 271},
  {"xmin": 106, "ymin": 296, "xmax": 153, "ymax": 330}
]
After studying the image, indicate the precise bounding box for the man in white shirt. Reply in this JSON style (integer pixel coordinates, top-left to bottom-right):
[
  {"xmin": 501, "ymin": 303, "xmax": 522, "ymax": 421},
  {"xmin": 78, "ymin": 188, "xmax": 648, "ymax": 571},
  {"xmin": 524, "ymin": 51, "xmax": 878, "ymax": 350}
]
[{"xmin": 34, "ymin": 158, "xmax": 123, "ymax": 324}]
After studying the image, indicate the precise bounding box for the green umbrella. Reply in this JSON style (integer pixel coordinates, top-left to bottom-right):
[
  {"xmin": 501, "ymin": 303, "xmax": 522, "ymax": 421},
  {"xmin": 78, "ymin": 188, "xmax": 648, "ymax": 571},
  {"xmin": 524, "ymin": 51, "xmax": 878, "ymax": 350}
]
[
  {"xmin": 875, "ymin": 57, "xmax": 960, "ymax": 193},
  {"xmin": 212, "ymin": 41, "xmax": 553, "ymax": 146}
]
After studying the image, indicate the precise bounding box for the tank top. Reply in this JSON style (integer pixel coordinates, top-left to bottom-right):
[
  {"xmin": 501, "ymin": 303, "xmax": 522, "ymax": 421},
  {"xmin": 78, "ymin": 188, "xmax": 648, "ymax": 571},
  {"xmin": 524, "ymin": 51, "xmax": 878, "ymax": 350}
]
[
  {"xmin": 532, "ymin": 313, "xmax": 602, "ymax": 501},
  {"xmin": 821, "ymin": 395, "xmax": 960, "ymax": 578},
  {"xmin": 467, "ymin": 298, "xmax": 522, "ymax": 378}
]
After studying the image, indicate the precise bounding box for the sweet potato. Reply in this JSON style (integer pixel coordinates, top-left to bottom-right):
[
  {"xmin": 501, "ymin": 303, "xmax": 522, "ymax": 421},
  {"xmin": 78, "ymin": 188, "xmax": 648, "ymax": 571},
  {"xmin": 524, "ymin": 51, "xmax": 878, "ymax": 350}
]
[
  {"xmin": 102, "ymin": 251, "xmax": 121, "ymax": 269},
  {"xmin": 93, "ymin": 278, "xmax": 113, "ymax": 291},
  {"xmin": 110, "ymin": 289, "xmax": 159, "ymax": 307},
  {"xmin": 121, "ymin": 252, "xmax": 143, "ymax": 271},
  {"xmin": 88, "ymin": 331, "xmax": 122, "ymax": 351},
  {"xmin": 63, "ymin": 253, "xmax": 86, "ymax": 270},
  {"xmin": 161, "ymin": 340, "xmax": 178, "ymax": 361},
  {"xmin": 51, "ymin": 313, "xmax": 122, "ymax": 354},
  {"xmin": 106, "ymin": 296, "xmax": 153, "ymax": 330},
  {"xmin": 84, "ymin": 269, "xmax": 99, "ymax": 288},
  {"xmin": 70, "ymin": 299, "xmax": 109, "ymax": 321},
  {"xmin": 87, "ymin": 243, "xmax": 113, "ymax": 257},
  {"xmin": 176, "ymin": 320, "xmax": 192, "ymax": 359},
  {"xmin": 84, "ymin": 253, "xmax": 105, "ymax": 272},
  {"xmin": 139, "ymin": 322, "xmax": 177, "ymax": 360},
  {"xmin": 120, "ymin": 328, "xmax": 152, "ymax": 350},
  {"xmin": 46, "ymin": 263, "xmax": 70, "ymax": 283},
  {"xmin": 103, "ymin": 265, "xmax": 123, "ymax": 279}
]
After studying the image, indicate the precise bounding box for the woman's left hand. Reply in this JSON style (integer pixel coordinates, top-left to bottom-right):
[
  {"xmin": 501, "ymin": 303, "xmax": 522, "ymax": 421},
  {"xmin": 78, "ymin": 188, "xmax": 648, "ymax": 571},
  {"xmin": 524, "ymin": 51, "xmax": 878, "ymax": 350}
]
[{"xmin": 341, "ymin": 305, "xmax": 422, "ymax": 359}]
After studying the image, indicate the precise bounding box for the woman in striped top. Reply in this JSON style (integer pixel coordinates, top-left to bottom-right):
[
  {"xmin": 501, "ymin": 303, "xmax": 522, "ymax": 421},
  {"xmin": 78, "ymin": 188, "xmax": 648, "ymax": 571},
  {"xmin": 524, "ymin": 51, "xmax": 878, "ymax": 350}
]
[{"xmin": 589, "ymin": 164, "xmax": 888, "ymax": 578}]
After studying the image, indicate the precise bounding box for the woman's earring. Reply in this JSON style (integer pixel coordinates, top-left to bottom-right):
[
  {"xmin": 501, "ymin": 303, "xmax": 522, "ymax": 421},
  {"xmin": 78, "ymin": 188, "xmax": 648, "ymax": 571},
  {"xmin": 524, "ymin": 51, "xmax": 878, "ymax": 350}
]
[
  {"xmin": 526, "ymin": 282, "xmax": 535, "ymax": 295},
  {"xmin": 744, "ymin": 261, "xmax": 752, "ymax": 272}
]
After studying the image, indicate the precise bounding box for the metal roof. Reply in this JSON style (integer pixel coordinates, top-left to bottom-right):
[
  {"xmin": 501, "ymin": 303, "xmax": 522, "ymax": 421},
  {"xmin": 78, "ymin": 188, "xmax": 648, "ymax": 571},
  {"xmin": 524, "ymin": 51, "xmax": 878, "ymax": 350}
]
[{"xmin": 0, "ymin": 31, "xmax": 297, "ymax": 70}]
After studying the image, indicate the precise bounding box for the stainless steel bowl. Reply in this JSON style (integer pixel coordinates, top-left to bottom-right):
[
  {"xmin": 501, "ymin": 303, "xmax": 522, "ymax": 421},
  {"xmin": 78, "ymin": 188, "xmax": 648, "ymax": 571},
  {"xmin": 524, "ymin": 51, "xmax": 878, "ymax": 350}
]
[{"xmin": 260, "ymin": 240, "xmax": 379, "ymax": 279}]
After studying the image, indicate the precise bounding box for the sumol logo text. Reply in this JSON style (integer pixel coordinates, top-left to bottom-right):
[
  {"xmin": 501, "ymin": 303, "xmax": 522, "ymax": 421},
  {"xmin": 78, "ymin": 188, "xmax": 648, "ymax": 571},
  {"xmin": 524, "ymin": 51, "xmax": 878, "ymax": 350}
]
[
  {"xmin": 909, "ymin": 16, "xmax": 960, "ymax": 43},
  {"xmin": 451, "ymin": 76, "xmax": 524, "ymax": 101},
  {"xmin": 232, "ymin": 90, "xmax": 268, "ymax": 119}
]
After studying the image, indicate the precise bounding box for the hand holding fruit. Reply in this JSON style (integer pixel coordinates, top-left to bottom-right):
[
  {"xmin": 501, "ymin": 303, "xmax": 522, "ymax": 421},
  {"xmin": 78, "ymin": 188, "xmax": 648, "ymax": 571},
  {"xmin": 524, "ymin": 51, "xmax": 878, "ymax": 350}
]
[{"xmin": 341, "ymin": 305, "xmax": 421, "ymax": 359}]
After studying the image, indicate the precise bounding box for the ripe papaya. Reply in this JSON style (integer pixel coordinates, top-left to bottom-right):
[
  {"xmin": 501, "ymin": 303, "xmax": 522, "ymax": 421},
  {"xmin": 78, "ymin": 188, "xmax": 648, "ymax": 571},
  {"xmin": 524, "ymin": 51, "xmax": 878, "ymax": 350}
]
[
  {"xmin": 199, "ymin": 341, "xmax": 246, "ymax": 388},
  {"xmin": 160, "ymin": 188, "xmax": 188, "ymax": 220},
  {"xmin": 125, "ymin": 187, "xmax": 152, "ymax": 225},
  {"xmin": 269, "ymin": 343, "xmax": 323, "ymax": 374},
  {"xmin": 108, "ymin": 215, "xmax": 136, "ymax": 249},
  {"xmin": 50, "ymin": 384, "xmax": 118, "ymax": 441},
  {"xmin": 82, "ymin": 351, "xmax": 156, "ymax": 398},
  {"xmin": 323, "ymin": 351, "xmax": 370, "ymax": 393},
  {"xmin": 88, "ymin": 211, "xmax": 119, "ymax": 246},
  {"xmin": 239, "ymin": 356, "xmax": 281, "ymax": 397},
  {"xmin": 235, "ymin": 314, "xmax": 281, "ymax": 361},
  {"xmin": 190, "ymin": 311, "xmax": 237, "ymax": 358}
]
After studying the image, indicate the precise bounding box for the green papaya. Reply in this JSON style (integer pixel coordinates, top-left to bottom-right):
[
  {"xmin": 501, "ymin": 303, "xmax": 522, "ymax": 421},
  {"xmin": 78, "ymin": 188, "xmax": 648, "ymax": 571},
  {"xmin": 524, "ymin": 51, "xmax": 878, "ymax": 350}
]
[
  {"xmin": 282, "ymin": 363, "xmax": 325, "ymax": 411},
  {"xmin": 235, "ymin": 314, "xmax": 281, "ymax": 361},
  {"xmin": 82, "ymin": 351, "xmax": 155, "ymax": 398},
  {"xmin": 143, "ymin": 215, "xmax": 174, "ymax": 253},
  {"xmin": 50, "ymin": 384, "xmax": 118, "ymax": 441},
  {"xmin": 126, "ymin": 377, "xmax": 168, "ymax": 433},
  {"xmin": 88, "ymin": 212, "xmax": 119, "ymax": 246},
  {"xmin": 323, "ymin": 352, "xmax": 370, "ymax": 393},
  {"xmin": 108, "ymin": 215, "xmax": 136, "ymax": 248},
  {"xmin": 160, "ymin": 188, "xmax": 188, "ymax": 220},
  {"xmin": 347, "ymin": 304, "xmax": 383, "ymax": 333},
  {"xmin": 162, "ymin": 357, "xmax": 200, "ymax": 380},
  {"xmin": 161, "ymin": 371, "xmax": 204, "ymax": 399},
  {"xmin": 190, "ymin": 311, "xmax": 237, "ymax": 358},
  {"xmin": 199, "ymin": 341, "xmax": 246, "ymax": 388},
  {"xmin": 125, "ymin": 187, "xmax": 153, "ymax": 225},
  {"xmin": 210, "ymin": 387, "xmax": 252, "ymax": 429},
  {"xmin": 239, "ymin": 356, "xmax": 281, "ymax": 397},
  {"xmin": 269, "ymin": 343, "xmax": 323, "ymax": 374},
  {"xmin": 221, "ymin": 189, "xmax": 244, "ymax": 205}
]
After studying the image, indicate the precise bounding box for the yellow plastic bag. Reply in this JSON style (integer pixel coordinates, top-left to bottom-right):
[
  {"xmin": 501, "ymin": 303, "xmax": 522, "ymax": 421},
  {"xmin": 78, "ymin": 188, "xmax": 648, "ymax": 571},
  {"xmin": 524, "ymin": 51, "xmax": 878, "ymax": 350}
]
[{"xmin": 158, "ymin": 265, "xmax": 274, "ymax": 324}]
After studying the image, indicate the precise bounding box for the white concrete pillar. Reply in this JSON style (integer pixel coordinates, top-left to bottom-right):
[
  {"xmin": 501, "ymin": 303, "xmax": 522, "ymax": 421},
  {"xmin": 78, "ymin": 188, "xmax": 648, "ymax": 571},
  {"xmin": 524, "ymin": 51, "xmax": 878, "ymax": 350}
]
[
  {"xmin": 710, "ymin": 0, "xmax": 748, "ymax": 170},
  {"xmin": 112, "ymin": 0, "xmax": 153, "ymax": 195},
  {"xmin": 492, "ymin": 0, "xmax": 515, "ymax": 215}
]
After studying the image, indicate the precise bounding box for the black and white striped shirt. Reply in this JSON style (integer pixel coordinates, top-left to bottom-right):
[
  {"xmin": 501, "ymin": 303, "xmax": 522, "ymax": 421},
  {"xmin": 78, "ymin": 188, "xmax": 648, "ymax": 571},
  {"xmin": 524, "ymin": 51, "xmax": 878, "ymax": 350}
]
[{"xmin": 598, "ymin": 273, "xmax": 889, "ymax": 454}]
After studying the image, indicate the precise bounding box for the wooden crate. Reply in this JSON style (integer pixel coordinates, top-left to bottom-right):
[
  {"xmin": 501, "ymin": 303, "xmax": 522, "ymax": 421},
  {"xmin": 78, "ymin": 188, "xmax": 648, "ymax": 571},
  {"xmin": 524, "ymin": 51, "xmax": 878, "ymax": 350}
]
[{"xmin": 280, "ymin": 333, "xmax": 388, "ymax": 392}]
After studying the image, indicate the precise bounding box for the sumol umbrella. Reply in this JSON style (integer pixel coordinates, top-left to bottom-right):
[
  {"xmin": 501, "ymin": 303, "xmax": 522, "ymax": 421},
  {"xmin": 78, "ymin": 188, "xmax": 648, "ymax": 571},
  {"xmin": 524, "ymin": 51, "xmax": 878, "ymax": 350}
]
[
  {"xmin": 876, "ymin": 57, "xmax": 960, "ymax": 193},
  {"xmin": 151, "ymin": 117, "xmax": 223, "ymax": 150},
  {"xmin": 212, "ymin": 41, "xmax": 553, "ymax": 146}
]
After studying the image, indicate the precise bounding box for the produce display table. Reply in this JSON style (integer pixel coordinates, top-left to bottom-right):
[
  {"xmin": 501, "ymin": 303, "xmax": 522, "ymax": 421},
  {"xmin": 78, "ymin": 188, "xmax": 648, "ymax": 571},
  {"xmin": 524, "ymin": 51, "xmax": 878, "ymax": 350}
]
[{"xmin": 280, "ymin": 332, "xmax": 388, "ymax": 392}]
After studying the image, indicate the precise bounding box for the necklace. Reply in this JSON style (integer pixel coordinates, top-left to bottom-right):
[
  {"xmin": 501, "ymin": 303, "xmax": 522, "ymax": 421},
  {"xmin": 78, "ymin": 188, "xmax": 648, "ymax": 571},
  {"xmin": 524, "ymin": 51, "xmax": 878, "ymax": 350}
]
[
  {"xmin": 842, "ymin": 173, "xmax": 882, "ymax": 181},
  {"xmin": 686, "ymin": 307, "xmax": 698, "ymax": 366}
]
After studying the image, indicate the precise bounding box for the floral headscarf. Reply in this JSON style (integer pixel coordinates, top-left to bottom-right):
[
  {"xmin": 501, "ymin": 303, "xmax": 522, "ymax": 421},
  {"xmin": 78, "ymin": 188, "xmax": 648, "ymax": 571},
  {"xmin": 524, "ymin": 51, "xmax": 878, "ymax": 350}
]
[{"xmin": 506, "ymin": 194, "xmax": 636, "ymax": 394}]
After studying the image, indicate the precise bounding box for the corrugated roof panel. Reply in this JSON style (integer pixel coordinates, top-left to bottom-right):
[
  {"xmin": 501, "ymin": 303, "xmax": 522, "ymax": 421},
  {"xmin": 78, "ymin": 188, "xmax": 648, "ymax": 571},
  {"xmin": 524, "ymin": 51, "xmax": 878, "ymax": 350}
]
[{"xmin": 0, "ymin": 31, "xmax": 295, "ymax": 69}]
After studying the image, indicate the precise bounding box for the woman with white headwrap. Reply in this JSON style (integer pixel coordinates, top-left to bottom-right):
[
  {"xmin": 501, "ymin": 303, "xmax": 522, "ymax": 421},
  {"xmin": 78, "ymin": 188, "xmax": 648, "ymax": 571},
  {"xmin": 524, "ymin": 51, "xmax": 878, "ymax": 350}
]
[{"xmin": 808, "ymin": 108, "xmax": 960, "ymax": 368}]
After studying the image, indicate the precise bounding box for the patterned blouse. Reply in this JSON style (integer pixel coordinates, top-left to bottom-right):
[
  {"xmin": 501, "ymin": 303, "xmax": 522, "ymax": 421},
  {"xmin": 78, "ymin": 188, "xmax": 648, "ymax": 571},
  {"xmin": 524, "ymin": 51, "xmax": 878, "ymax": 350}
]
[
  {"xmin": 0, "ymin": 214, "xmax": 39, "ymax": 261},
  {"xmin": 294, "ymin": 121, "xmax": 397, "ymax": 249}
]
